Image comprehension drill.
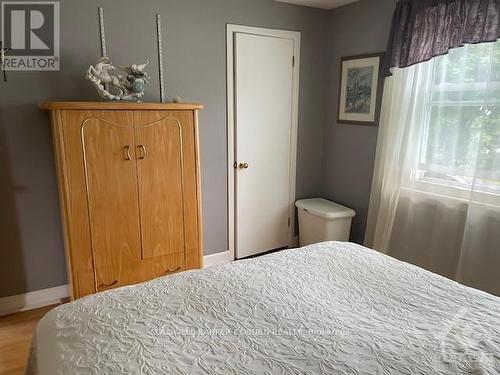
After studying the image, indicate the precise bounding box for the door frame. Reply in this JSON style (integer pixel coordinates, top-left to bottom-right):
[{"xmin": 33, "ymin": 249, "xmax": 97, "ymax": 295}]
[{"xmin": 226, "ymin": 24, "xmax": 301, "ymax": 260}]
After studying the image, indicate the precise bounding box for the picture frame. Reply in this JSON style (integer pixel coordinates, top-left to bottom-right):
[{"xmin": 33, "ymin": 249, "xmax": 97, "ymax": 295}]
[{"xmin": 338, "ymin": 53, "xmax": 384, "ymax": 126}]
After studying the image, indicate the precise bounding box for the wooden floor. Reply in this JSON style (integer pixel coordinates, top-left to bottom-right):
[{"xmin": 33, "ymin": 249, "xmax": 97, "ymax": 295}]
[{"xmin": 0, "ymin": 305, "xmax": 57, "ymax": 375}]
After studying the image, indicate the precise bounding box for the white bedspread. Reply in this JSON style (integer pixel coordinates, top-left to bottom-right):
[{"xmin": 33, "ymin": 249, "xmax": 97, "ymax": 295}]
[{"xmin": 28, "ymin": 242, "xmax": 500, "ymax": 374}]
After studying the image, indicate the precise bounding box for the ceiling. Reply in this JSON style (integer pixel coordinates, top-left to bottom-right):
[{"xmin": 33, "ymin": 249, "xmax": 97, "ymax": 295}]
[{"xmin": 274, "ymin": 0, "xmax": 359, "ymax": 9}]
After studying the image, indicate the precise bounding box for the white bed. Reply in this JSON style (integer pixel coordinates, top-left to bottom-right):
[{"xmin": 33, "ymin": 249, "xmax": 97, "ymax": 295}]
[{"xmin": 28, "ymin": 242, "xmax": 500, "ymax": 374}]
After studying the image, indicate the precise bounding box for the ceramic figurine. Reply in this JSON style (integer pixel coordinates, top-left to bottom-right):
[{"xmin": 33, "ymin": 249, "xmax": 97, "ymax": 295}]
[{"xmin": 86, "ymin": 57, "xmax": 150, "ymax": 101}]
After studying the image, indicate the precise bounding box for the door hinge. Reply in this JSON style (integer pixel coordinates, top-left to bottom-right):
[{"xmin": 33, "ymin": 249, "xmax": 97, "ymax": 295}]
[{"xmin": 292, "ymin": 56, "xmax": 295, "ymax": 67}]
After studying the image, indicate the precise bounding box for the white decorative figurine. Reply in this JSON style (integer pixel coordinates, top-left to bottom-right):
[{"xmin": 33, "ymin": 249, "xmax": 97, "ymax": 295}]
[{"xmin": 86, "ymin": 57, "xmax": 149, "ymax": 101}]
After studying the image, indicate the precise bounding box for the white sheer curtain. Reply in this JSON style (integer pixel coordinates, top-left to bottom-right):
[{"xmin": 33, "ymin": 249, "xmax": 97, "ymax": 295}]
[{"xmin": 366, "ymin": 41, "xmax": 500, "ymax": 296}]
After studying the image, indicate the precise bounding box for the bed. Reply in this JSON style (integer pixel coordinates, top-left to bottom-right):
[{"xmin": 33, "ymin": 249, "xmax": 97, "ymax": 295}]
[{"xmin": 27, "ymin": 242, "xmax": 500, "ymax": 374}]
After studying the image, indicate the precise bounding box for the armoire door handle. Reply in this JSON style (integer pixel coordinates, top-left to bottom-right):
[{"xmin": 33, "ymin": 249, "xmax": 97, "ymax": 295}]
[
  {"xmin": 124, "ymin": 146, "xmax": 132, "ymax": 160},
  {"xmin": 164, "ymin": 266, "xmax": 182, "ymax": 275},
  {"xmin": 98, "ymin": 280, "xmax": 118, "ymax": 289},
  {"xmin": 138, "ymin": 144, "xmax": 147, "ymax": 160}
]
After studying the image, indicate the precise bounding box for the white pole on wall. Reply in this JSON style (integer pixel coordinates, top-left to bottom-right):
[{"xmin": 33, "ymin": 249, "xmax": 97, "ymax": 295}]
[
  {"xmin": 98, "ymin": 7, "xmax": 107, "ymax": 58},
  {"xmin": 156, "ymin": 14, "xmax": 165, "ymax": 103}
]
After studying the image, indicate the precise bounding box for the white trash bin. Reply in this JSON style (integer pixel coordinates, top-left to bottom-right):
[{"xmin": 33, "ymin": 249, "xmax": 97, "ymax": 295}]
[{"xmin": 296, "ymin": 198, "xmax": 356, "ymax": 246}]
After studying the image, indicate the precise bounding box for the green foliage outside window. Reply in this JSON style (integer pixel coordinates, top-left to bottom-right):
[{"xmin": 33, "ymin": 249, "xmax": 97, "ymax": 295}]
[{"xmin": 422, "ymin": 41, "xmax": 500, "ymax": 192}]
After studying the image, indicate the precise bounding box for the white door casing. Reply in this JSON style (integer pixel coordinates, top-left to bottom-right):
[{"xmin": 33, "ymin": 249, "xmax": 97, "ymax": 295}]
[{"xmin": 227, "ymin": 25, "xmax": 300, "ymax": 260}]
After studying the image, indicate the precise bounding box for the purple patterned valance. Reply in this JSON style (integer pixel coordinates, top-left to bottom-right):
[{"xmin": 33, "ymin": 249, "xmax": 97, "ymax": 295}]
[{"xmin": 384, "ymin": 0, "xmax": 500, "ymax": 76}]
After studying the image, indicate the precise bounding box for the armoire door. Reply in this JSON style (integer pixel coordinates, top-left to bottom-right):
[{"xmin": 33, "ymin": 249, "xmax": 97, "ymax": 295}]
[
  {"xmin": 81, "ymin": 113, "xmax": 142, "ymax": 290},
  {"xmin": 134, "ymin": 111, "xmax": 187, "ymax": 275}
]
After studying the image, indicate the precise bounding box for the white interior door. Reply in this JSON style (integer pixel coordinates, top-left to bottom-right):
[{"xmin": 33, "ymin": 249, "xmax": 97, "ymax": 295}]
[{"xmin": 234, "ymin": 32, "xmax": 294, "ymax": 259}]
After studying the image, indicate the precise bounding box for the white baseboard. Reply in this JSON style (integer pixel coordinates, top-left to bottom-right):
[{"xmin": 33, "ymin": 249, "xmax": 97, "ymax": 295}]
[
  {"xmin": 0, "ymin": 252, "xmax": 234, "ymax": 316},
  {"xmin": 0, "ymin": 284, "xmax": 69, "ymax": 317},
  {"xmin": 203, "ymin": 251, "xmax": 232, "ymax": 268}
]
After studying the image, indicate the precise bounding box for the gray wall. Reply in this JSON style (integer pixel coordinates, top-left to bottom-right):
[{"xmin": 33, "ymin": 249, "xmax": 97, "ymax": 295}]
[
  {"xmin": 0, "ymin": 0, "xmax": 330, "ymax": 297},
  {"xmin": 321, "ymin": 0, "xmax": 396, "ymax": 244}
]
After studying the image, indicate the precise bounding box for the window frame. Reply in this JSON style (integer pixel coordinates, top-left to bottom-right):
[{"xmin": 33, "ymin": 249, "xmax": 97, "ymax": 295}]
[{"xmin": 412, "ymin": 44, "xmax": 500, "ymax": 201}]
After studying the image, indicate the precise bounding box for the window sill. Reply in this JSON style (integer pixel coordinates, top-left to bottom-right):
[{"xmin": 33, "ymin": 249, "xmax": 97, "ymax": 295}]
[{"xmin": 401, "ymin": 180, "xmax": 500, "ymax": 208}]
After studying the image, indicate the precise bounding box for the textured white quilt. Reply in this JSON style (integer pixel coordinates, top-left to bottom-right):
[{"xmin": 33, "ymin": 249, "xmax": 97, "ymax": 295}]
[{"xmin": 28, "ymin": 242, "xmax": 500, "ymax": 374}]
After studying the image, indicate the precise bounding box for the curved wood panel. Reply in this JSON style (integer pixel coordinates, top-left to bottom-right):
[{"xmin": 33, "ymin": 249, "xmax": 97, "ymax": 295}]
[
  {"xmin": 81, "ymin": 117, "xmax": 142, "ymax": 290},
  {"xmin": 135, "ymin": 114, "xmax": 185, "ymax": 260}
]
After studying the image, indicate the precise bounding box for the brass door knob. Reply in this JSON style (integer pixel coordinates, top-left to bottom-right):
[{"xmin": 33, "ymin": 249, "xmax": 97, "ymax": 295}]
[{"xmin": 239, "ymin": 162, "xmax": 249, "ymax": 169}]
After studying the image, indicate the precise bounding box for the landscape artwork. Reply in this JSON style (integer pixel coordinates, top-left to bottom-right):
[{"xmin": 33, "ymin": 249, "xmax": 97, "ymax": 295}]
[
  {"xmin": 338, "ymin": 54, "xmax": 383, "ymax": 126},
  {"xmin": 345, "ymin": 66, "xmax": 374, "ymax": 114}
]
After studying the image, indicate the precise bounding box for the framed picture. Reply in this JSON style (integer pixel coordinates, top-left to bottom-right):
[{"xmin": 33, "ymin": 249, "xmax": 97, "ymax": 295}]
[{"xmin": 338, "ymin": 53, "xmax": 384, "ymax": 126}]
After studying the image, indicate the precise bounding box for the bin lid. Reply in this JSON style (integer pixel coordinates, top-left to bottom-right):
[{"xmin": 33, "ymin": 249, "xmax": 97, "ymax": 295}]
[{"xmin": 295, "ymin": 198, "xmax": 356, "ymax": 220}]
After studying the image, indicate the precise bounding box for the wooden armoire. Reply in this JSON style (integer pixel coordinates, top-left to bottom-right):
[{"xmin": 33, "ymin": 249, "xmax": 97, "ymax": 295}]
[{"xmin": 41, "ymin": 102, "xmax": 204, "ymax": 299}]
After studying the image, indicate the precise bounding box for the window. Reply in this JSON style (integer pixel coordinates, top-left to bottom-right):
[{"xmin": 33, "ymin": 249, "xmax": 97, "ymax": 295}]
[{"xmin": 418, "ymin": 41, "xmax": 500, "ymax": 196}]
